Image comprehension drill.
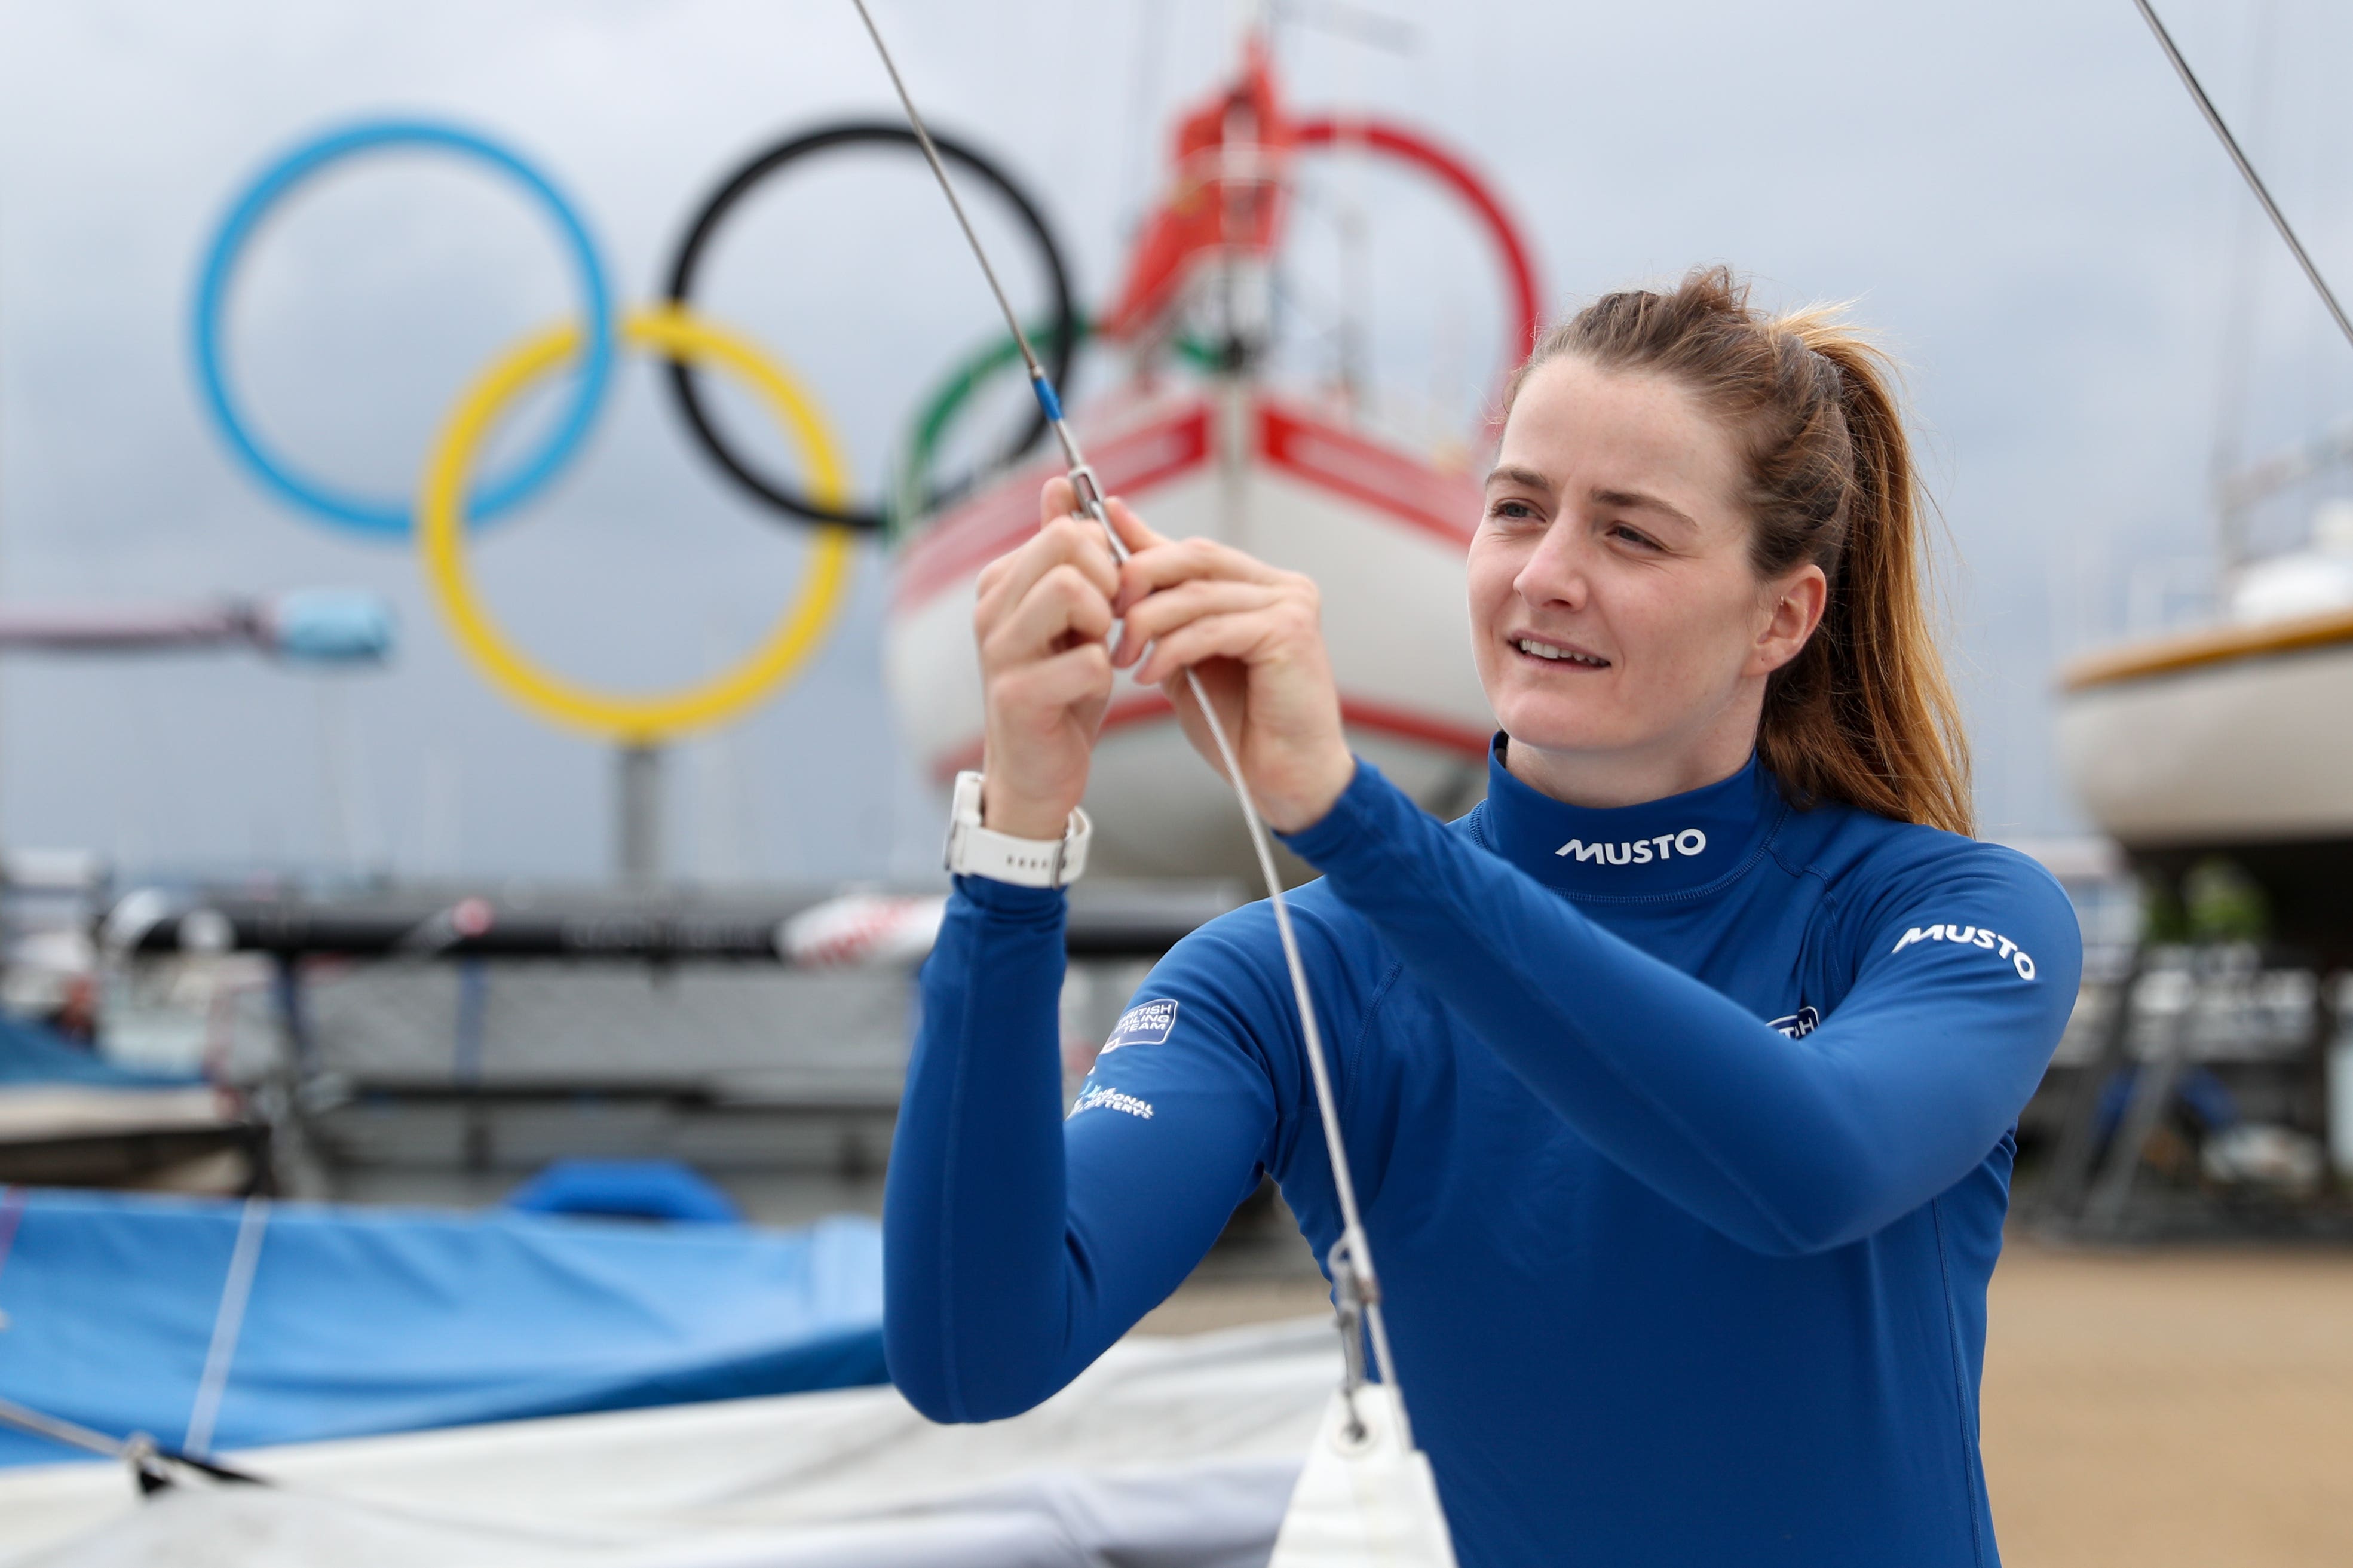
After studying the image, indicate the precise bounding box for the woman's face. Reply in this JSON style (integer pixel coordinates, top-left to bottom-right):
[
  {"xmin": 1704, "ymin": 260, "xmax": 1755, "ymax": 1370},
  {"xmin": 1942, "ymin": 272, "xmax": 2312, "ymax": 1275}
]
[{"xmin": 1467, "ymin": 355, "xmax": 1822, "ymax": 785}]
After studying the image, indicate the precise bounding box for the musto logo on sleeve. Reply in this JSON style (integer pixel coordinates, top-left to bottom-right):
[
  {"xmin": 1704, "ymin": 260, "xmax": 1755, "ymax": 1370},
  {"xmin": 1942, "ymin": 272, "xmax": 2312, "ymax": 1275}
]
[
  {"xmin": 1099, "ymin": 998, "xmax": 1179, "ymax": 1056},
  {"xmin": 1891, "ymin": 923, "xmax": 2037, "ymax": 980}
]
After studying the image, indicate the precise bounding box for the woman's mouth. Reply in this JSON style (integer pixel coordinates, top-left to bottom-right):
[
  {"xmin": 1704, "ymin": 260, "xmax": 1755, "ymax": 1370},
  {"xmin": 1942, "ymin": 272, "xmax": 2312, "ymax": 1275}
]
[{"xmin": 1511, "ymin": 636, "xmax": 1610, "ymax": 670}]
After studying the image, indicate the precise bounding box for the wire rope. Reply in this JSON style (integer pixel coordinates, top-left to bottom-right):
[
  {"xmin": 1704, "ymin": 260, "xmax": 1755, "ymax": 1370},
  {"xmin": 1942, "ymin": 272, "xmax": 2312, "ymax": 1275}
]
[
  {"xmin": 887, "ymin": 110, "xmax": 1543, "ymax": 533},
  {"xmin": 888, "ymin": 317, "xmax": 1233, "ymax": 539},
  {"xmin": 850, "ymin": 0, "xmax": 1405, "ymax": 1435},
  {"xmin": 0, "ymin": 1394, "xmax": 265, "ymax": 1490},
  {"xmin": 2131, "ymin": 0, "xmax": 2353, "ymax": 353},
  {"xmin": 663, "ymin": 122, "xmax": 1079, "ymax": 532},
  {"xmin": 183, "ymin": 1197, "xmax": 270, "ymax": 1457},
  {"xmin": 890, "ymin": 315, "xmax": 1095, "ymax": 541}
]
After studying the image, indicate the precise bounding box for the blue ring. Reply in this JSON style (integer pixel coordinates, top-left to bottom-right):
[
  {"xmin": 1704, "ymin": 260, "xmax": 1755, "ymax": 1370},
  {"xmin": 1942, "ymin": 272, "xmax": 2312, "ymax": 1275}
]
[{"xmin": 191, "ymin": 119, "xmax": 615, "ymax": 539}]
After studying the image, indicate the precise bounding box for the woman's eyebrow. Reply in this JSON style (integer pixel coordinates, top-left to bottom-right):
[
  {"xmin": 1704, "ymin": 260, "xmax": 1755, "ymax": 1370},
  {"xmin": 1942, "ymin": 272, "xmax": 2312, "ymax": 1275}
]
[
  {"xmin": 1483, "ymin": 463, "xmax": 1554, "ymax": 493},
  {"xmin": 1591, "ymin": 486, "xmax": 1699, "ymax": 531}
]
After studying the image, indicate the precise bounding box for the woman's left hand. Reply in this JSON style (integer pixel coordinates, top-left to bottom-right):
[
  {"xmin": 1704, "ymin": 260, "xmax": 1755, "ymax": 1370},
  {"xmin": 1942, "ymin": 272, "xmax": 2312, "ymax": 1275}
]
[{"xmin": 1103, "ymin": 498, "xmax": 1355, "ymax": 834}]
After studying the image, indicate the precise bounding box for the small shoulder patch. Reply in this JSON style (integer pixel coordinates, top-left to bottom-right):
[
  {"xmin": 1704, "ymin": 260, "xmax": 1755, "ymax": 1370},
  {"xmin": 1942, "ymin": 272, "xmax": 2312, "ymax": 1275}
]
[
  {"xmin": 1101, "ymin": 998, "xmax": 1179, "ymax": 1055},
  {"xmin": 1069, "ymin": 1085, "xmax": 1155, "ymax": 1121}
]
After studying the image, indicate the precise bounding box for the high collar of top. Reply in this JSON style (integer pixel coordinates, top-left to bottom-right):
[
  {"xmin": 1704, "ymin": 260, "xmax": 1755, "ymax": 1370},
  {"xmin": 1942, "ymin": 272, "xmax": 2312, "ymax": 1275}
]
[{"xmin": 1478, "ymin": 737, "xmax": 1784, "ymax": 898}]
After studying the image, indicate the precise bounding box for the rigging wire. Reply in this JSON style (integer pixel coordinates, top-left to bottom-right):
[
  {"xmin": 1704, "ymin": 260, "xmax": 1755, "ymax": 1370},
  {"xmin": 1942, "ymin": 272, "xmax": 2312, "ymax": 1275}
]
[
  {"xmin": 0, "ymin": 1394, "xmax": 264, "ymax": 1492},
  {"xmin": 2131, "ymin": 0, "xmax": 2353, "ymax": 353},
  {"xmin": 0, "ymin": 1394, "xmax": 139, "ymax": 1464},
  {"xmin": 2201, "ymin": 0, "xmax": 2280, "ymax": 571},
  {"xmin": 847, "ymin": 0, "xmax": 1405, "ymax": 1428},
  {"xmin": 185, "ymin": 1196, "xmax": 271, "ymax": 1458}
]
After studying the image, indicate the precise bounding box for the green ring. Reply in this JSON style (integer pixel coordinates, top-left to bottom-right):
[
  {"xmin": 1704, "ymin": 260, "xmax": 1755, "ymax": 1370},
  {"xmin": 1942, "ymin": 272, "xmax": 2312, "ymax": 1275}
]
[{"xmin": 888, "ymin": 320, "xmax": 1225, "ymax": 544}]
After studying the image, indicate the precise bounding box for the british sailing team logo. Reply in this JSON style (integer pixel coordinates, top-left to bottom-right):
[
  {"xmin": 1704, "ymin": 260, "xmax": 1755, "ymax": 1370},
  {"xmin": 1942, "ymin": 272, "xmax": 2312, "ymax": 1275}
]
[
  {"xmin": 1070, "ymin": 1000, "xmax": 1177, "ymax": 1123},
  {"xmin": 1099, "ymin": 998, "xmax": 1179, "ymax": 1056}
]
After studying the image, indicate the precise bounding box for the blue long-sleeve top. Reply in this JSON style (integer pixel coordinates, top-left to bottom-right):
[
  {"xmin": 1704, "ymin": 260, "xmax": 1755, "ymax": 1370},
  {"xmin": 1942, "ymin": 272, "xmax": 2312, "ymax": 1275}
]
[{"xmin": 885, "ymin": 741, "xmax": 2081, "ymax": 1567}]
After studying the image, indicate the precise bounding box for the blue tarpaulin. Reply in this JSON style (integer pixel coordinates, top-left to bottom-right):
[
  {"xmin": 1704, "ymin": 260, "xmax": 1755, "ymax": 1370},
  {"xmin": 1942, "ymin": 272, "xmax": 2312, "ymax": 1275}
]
[
  {"xmin": 0, "ymin": 1187, "xmax": 885, "ymax": 1466},
  {"xmin": 505, "ymin": 1158, "xmax": 746, "ymax": 1225},
  {"xmin": 0, "ymin": 1017, "xmax": 195, "ymax": 1087}
]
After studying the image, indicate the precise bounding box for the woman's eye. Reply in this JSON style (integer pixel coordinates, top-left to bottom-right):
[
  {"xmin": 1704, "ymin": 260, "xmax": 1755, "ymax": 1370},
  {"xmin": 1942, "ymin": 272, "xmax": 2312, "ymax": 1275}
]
[
  {"xmin": 1608, "ymin": 523, "xmax": 1659, "ymax": 551},
  {"xmin": 1487, "ymin": 499, "xmax": 1539, "ymax": 523}
]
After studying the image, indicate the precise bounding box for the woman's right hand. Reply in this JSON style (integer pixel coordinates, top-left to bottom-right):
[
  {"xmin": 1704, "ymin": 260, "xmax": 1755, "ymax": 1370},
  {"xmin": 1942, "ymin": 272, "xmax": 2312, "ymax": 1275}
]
[{"xmin": 973, "ymin": 476, "xmax": 1120, "ymax": 841}]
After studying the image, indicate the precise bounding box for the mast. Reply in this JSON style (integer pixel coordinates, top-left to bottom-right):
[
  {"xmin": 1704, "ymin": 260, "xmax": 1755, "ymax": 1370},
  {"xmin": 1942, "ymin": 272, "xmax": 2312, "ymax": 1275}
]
[{"xmin": 2207, "ymin": 0, "xmax": 2281, "ymax": 579}]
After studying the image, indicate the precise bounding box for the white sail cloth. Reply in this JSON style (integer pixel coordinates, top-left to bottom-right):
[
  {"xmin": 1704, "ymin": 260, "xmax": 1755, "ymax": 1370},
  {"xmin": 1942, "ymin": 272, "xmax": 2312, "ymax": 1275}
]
[
  {"xmin": 1267, "ymin": 1388, "xmax": 1460, "ymax": 1568},
  {"xmin": 0, "ymin": 1319, "xmax": 1340, "ymax": 1568}
]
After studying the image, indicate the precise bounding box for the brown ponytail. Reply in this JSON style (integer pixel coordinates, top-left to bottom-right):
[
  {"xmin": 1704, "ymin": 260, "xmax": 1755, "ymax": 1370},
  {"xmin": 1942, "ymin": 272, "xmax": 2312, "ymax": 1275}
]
[{"xmin": 1503, "ymin": 266, "xmax": 1974, "ymax": 836}]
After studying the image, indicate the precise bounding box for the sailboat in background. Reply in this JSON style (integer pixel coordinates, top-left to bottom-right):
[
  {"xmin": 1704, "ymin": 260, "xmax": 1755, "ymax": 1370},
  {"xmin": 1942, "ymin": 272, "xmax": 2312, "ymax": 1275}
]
[
  {"xmin": 883, "ymin": 33, "xmax": 1542, "ymax": 880},
  {"xmin": 2055, "ymin": 1, "xmax": 2353, "ymax": 961},
  {"xmin": 2057, "ymin": 470, "xmax": 2353, "ymax": 955}
]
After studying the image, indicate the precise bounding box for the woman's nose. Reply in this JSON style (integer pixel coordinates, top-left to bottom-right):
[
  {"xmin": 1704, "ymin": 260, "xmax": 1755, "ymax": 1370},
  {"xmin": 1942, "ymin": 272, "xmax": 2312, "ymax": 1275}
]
[{"xmin": 1512, "ymin": 522, "xmax": 1589, "ymax": 611}]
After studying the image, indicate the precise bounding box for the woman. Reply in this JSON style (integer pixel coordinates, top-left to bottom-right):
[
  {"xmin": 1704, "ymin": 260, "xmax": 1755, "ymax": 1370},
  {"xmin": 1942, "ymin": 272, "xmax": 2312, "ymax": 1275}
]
[{"xmin": 884, "ymin": 268, "xmax": 2080, "ymax": 1566}]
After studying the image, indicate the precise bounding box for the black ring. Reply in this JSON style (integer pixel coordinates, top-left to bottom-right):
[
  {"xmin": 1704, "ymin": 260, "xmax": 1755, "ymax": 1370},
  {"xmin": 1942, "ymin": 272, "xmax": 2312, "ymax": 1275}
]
[{"xmin": 662, "ymin": 121, "xmax": 1079, "ymax": 532}]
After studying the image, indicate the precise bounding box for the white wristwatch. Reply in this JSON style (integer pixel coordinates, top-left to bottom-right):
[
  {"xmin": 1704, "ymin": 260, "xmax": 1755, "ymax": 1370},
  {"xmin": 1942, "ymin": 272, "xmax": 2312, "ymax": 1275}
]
[{"xmin": 943, "ymin": 770, "xmax": 1092, "ymax": 888}]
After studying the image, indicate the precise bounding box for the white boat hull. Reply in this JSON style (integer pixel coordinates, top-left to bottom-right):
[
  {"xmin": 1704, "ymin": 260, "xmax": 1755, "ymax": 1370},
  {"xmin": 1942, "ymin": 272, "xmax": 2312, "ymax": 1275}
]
[
  {"xmin": 886, "ymin": 389, "xmax": 1494, "ymax": 880},
  {"xmin": 2055, "ymin": 618, "xmax": 2353, "ymax": 953},
  {"xmin": 2056, "ymin": 637, "xmax": 2353, "ymax": 848}
]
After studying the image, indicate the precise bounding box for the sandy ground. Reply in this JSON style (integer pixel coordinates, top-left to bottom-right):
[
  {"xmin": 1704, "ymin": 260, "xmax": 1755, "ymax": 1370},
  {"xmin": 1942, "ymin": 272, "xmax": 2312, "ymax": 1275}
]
[
  {"xmin": 1138, "ymin": 1238, "xmax": 2353, "ymax": 1567},
  {"xmin": 1981, "ymin": 1241, "xmax": 2353, "ymax": 1567}
]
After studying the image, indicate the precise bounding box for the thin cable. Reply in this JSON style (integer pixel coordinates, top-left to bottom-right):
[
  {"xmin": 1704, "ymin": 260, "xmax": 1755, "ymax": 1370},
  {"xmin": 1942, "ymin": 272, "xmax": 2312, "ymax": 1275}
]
[
  {"xmin": 0, "ymin": 1394, "xmax": 266, "ymax": 1492},
  {"xmin": 185, "ymin": 1197, "xmax": 269, "ymax": 1457},
  {"xmin": 0, "ymin": 1394, "xmax": 133, "ymax": 1462},
  {"xmin": 0, "ymin": 1186, "xmax": 27, "ymax": 1291},
  {"xmin": 849, "ymin": 0, "xmax": 1051, "ymax": 391},
  {"xmin": 1188, "ymin": 664, "xmax": 1405, "ymax": 1417},
  {"xmin": 2131, "ymin": 0, "xmax": 2353, "ymax": 352},
  {"xmin": 848, "ymin": 0, "xmax": 1402, "ymax": 1409}
]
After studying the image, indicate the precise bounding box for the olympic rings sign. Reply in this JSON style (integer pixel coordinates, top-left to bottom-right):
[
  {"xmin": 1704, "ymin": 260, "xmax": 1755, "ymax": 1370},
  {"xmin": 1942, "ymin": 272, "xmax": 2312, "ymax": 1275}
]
[
  {"xmin": 193, "ymin": 120, "xmax": 617, "ymax": 539},
  {"xmin": 191, "ymin": 116, "xmax": 1073, "ymax": 741},
  {"xmin": 664, "ymin": 122, "xmax": 1077, "ymax": 532},
  {"xmin": 421, "ymin": 306, "xmax": 853, "ymax": 743}
]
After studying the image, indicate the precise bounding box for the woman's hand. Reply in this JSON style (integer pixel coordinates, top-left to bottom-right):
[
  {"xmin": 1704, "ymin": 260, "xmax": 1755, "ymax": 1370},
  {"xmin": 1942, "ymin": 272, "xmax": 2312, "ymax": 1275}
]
[
  {"xmin": 1105, "ymin": 498, "xmax": 1355, "ymax": 834},
  {"xmin": 973, "ymin": 477, "xmax": 1119, "ymax": 840},
  {"xmin": 974, "ymin": 477, "xmax": 1355, "ymax": 842}
]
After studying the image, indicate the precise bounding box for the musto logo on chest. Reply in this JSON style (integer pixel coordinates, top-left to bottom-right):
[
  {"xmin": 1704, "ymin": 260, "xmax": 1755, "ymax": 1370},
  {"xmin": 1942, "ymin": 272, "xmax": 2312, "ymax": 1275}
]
[
  {"xmin": 1556, "ymin": 829, "xmax": 1707, "ymax": 865},
  {"xmin": 1892, "ymin": 923, "xmax": 2037, "ymax": 980}
]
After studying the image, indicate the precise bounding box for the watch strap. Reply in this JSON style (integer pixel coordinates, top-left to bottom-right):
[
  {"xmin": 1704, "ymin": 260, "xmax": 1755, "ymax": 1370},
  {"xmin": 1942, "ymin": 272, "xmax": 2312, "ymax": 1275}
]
[{"xmin": 943, "ymin": 770, "xmax": 1091, "ymax": 887}]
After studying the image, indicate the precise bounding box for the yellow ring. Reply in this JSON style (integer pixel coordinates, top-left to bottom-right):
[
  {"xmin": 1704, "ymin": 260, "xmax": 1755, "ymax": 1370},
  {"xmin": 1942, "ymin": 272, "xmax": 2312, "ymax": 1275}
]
[{"xmin": 418, "ymin": 305, "xmax": 854, "ymax": 742}]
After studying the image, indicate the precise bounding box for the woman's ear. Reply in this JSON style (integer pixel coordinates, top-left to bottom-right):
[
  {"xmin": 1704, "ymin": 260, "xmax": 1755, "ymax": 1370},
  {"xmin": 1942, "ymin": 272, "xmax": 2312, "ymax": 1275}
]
[{"xmin": 1749, "ymin": 564, "xmax": 1828, "ymax": 677}]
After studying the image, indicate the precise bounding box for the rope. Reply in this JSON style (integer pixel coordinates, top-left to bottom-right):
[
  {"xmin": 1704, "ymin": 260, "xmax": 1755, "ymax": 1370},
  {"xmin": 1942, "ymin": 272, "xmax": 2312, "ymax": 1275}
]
[
  {"xmin": 0, "ymin": 1187, "xmax": 27, "ymax": 1293},
  {"xmin": 184, "ymin": 1196, "xmax": 270, "ymax": 1457},
  {"xmin": 2130, "ymin": 0, "xmax": 2353, "ymax": 353},
  {"xmin": 0, "ymin": 1394, "xmax": 130, "ymax": 1462},
  {"xmin": 888, "ymin": 317, "xmax": 1224, "ymax": 542},
  {"xmin": 0, "ymin": 1190, "xmax": 256, "ymax": 1486},
  {"xmin": 1189, "ymin": 663, "xmax": 1404, "ymax": 1431},
  {"xmin": 850, "ymin": 0, "xmax": 1405, "ymax": 1438},
  {"xmin": 0, "ymin": 1394, "xmax": 264, "ymax": 1492}
]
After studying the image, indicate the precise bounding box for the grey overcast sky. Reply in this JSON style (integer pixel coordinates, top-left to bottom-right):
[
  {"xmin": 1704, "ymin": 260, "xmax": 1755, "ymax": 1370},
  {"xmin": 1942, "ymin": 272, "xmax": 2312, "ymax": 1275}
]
[{"xmin": 2, "ymin": 0, "xmax": 2348, "ymax": 884}]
